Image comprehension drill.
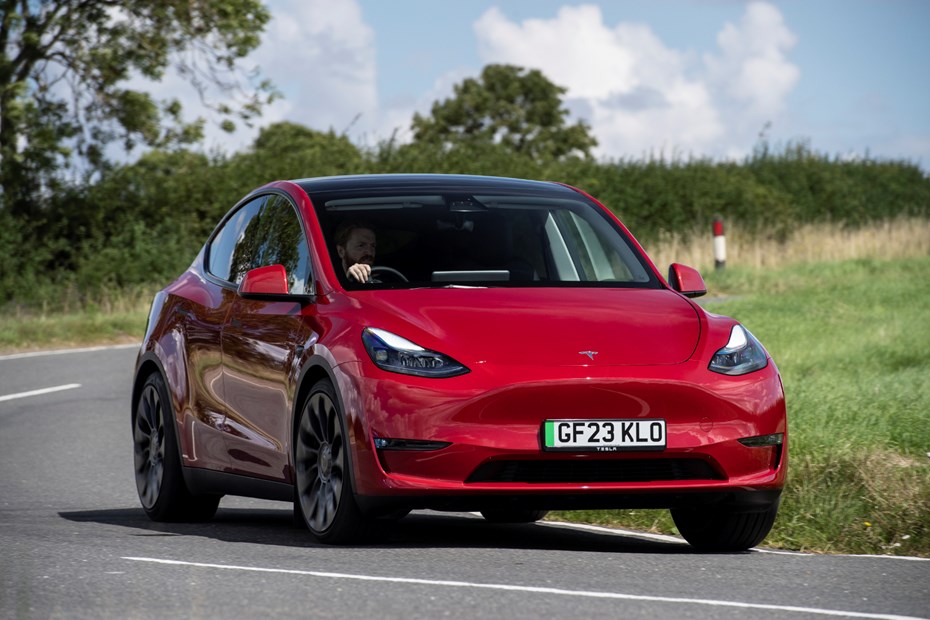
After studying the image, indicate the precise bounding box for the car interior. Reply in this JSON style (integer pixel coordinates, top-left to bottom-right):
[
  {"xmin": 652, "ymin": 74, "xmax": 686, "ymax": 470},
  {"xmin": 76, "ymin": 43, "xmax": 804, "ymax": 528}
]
[{"xmin": 319, "ymin": 194, "xmax": 654, "ymax": 288}]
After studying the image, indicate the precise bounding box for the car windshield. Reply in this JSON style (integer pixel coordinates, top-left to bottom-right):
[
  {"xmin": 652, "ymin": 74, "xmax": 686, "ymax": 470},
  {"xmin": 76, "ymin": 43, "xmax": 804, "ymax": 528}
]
[{"xmin": 313, "ymin": 191, "xmax": 659, "ymax": 290}]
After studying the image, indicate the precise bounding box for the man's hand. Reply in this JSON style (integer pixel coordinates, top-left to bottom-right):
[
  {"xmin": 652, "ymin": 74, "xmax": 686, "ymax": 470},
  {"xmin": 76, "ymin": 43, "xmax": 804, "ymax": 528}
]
[{"xmin": 347, "ymin": 263, "xmax": 372, "ymax": 282}]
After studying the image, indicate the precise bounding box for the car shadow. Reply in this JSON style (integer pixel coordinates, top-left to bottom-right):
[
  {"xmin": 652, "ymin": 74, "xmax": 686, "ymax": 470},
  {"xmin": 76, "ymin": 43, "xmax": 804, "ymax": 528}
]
[{"xmin": 58, "ymin": 506, "xmax": 709, "ymax": 555}]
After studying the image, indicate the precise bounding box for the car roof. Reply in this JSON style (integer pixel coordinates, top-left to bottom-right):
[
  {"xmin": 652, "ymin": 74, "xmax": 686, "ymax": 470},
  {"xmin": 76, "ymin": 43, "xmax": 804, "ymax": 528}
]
[{"xmin": 292, "ymin": 173, "xmax": 578, "ymax": 196}]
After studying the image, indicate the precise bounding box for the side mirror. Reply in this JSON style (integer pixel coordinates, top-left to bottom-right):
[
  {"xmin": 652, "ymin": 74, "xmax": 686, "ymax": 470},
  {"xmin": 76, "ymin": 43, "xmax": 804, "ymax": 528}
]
[
  {"xmin": 667, "ymin": 263, "xmax": 707, "ymax": 298},
  {"xmin": 238, "ymin": 264, "xmax": 292, "ymax": 299}
]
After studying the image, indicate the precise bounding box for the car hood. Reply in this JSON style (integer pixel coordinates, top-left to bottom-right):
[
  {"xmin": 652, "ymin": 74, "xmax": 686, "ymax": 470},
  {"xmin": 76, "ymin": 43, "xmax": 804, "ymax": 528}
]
[{"xmin": 350, "ymin": 287, "xmax": 702, "ymax": 367}]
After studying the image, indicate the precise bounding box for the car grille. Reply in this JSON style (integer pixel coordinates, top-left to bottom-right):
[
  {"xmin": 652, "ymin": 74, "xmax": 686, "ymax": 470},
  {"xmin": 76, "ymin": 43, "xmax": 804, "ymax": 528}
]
[{"xmin": 465, "ymin": 458, "xmax": 723, "ymax": 484}]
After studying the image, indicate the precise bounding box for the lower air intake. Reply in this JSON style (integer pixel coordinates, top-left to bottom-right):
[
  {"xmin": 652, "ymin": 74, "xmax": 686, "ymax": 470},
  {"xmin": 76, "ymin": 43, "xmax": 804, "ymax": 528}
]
[{"xmin": 466, "ymin": 458, "xmax": 722, "ymax": 484}]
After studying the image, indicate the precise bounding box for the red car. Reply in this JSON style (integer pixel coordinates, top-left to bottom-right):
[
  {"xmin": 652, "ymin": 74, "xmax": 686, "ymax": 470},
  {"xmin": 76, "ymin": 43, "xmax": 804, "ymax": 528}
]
[{"xmin": 132, "ymin": 174, "xmax": 786, "ymax": 550}]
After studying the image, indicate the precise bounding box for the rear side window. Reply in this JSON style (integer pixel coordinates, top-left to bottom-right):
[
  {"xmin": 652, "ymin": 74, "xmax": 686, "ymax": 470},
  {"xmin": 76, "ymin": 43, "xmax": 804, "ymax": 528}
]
[{"xmin": 208, "ymin": 195, "xmax": 312, "ymax": 294}]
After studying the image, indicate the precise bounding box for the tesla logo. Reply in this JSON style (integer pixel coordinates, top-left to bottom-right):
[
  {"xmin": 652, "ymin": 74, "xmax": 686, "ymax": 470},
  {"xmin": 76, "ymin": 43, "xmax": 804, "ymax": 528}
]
[{"xmin": 579, "ymin": 351, "xmax": 598, "ymax": 360}]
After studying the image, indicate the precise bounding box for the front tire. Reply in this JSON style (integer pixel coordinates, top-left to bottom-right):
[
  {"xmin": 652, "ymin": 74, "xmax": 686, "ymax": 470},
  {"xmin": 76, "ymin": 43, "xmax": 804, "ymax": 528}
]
[
  {"xmin": 671, "ymin": 501, "xmax": 780, "ymax": 552},
  {"xmin": 133, "ymin": 373, "xmax": 220, "ymax": 522},
  {"xmin": 294, "ymin": 379, "xmax": 368, "ymax": 544}
]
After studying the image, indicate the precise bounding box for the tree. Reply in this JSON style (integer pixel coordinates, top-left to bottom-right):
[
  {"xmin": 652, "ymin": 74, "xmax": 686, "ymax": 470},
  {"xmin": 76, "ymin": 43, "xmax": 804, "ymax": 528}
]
[
  {"xmin": 411, "ymin": 64, "xmax": 597, "ymax": 162},
  {"xmin": 0, "ymin": 0, "xmax": 276, "ymax": 217},
  {"xmin": 229, "ymin": 121, "xmax": 364, "ymax": 186}
]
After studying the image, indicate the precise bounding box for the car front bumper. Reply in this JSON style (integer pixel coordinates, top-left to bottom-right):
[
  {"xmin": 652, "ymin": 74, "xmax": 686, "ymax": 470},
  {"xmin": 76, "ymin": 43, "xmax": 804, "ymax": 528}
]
[{"xmin": 334, "ymin": 358, "xmax": 787, "ymax": 510}]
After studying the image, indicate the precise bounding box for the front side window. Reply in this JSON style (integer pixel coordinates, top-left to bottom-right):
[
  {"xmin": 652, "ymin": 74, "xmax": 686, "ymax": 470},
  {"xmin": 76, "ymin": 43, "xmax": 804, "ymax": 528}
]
[
  {"xmin": 311, "ymin": 191, "xmax": 657, "ymax": 290},
  {"xmin": 549, "ymin": 210, "xmax": 638, "ymax": 282},
  {"xmin": 208, "ymin": 194, "xmax": 312, "ymax": 294},
  {"xmin": 208, "ymin": 196, "xmax": 266, "ymax": 282}
]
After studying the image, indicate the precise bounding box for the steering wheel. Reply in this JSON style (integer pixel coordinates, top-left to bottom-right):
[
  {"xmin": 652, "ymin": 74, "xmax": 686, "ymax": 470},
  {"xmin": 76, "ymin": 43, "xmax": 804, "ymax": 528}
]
[{"xmin": 370, "ymin": 265, "xmax": 408, "ymax": 282}]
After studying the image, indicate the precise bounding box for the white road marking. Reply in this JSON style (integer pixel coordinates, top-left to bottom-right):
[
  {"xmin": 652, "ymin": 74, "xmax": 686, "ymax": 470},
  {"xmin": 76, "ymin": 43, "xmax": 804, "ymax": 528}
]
[
  {"xmin": 0, "ymin": 343, "xmax": 138, "ymax": 362},
  {"xmin": 0, "ymin": 383, "xmax": 81, "ymax": 403},
  {"xmin": 538, "ymin": 520, "xmax": 930, "ymax": 562},
  {"xmin": 540, "ymin": 520, "xmax": 686, "ymax": 544},
  {"xmin": 123, "ymin": 556, "xmax": 926, "ymax": 620}
]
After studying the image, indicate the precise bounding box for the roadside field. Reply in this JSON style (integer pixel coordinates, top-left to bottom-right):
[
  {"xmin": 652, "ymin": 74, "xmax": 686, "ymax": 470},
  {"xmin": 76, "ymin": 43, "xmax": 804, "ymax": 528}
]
[
  {"xmin": 0, "ymin": 298, "xmax": 148, "ymax": 353},
  {"xmin": 645, "ymin": 216, "xmax": 930, "ymax": 272}
]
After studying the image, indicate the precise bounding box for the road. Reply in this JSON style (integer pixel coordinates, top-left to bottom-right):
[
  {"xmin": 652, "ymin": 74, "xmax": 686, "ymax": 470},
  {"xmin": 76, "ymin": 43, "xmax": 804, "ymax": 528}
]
[{"xmin": 1, "ymin": 345, "xmax": 927, "ymax": 619}]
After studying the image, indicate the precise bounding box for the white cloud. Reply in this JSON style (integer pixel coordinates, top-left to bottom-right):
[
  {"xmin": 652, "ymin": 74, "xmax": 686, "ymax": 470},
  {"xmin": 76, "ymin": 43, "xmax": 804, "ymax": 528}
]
[
  {"xmin": 123, "ymin": 0, "xmax": 378, "ymax": 155},
  {"xmin": 253, "ymin": 0, "xmax": 377, "ymax": 135},
  {"xmin": 705, "ymin": 2, "xmax": 799, "ymax": 131},
  {"xmin": 476, "ymin": 6, "xmax": 639, "ymax": 100},
  {"xmin": 195, "ymin": 0, "xmax": 451, "ymax": 152},
  {"xmin": 473, "ymin": 2, "xmax": 800, "ymax": 160}
]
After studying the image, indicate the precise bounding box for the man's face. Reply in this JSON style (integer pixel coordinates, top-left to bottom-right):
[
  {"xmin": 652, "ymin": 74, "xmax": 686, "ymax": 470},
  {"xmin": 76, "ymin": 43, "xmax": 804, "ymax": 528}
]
[{"xmin": 338, "ymin": 228, "xmax": 376, "ymax": 268}]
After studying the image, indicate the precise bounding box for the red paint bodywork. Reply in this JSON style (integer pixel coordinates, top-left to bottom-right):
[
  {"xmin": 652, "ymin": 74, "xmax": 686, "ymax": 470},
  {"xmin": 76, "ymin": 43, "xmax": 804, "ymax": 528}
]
[{"xmin": 133, "ymin": 175, "xmax": 787, "ymax": 513}]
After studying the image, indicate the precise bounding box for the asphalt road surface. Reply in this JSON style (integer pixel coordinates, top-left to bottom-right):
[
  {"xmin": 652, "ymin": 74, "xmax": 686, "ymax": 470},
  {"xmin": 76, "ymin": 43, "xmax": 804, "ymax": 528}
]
[{"xmin": 1, "ymin": 345, "xmax": 928, "ymax": 620}]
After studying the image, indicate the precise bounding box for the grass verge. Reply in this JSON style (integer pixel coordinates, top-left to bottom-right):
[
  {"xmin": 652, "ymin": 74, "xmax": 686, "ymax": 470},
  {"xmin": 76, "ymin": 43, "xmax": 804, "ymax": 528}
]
[{"xmin": 0, "ymin": 288, "xmax": 152, "ymax": 354}]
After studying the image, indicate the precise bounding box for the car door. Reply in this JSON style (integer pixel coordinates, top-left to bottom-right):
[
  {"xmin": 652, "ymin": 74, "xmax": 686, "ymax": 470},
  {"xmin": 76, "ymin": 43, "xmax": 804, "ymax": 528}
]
[
  {"xmin": 220, "ymin": 193, "xmax": 319, "ymax": 482},
  {"xmin": 181, "ymin": 195, "xmax": 267, "ymax": 471}
]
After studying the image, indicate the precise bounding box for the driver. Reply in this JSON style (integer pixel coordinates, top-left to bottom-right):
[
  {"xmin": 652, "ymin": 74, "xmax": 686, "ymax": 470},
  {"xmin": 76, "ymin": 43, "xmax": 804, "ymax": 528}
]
[{"xmin": 335, "ymin": 221, "xmax": 376, "ymax": 282}]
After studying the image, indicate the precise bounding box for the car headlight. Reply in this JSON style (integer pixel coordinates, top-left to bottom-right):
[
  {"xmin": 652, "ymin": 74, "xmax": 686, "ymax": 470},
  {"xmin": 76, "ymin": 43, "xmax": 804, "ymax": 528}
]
[
  {"xmin": 708, "ymin": 325, "xmax": 768, "ymax": 376},
  {"xmin": 362, "ymin": 328, "xmax": 469, "ymax": 378}
]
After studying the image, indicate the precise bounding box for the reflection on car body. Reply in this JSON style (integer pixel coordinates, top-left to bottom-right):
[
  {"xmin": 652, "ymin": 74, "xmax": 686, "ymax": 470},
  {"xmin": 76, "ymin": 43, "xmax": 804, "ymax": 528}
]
[{"xmin": 131, "ymin": 174, "xmax": 786, "ymax": 550}]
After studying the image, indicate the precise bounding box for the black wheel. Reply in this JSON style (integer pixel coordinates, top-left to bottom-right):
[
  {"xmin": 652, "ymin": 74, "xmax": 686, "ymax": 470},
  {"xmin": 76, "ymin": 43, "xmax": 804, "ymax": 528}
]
[
  {"xmin": 671, "ymin": 501, "xmax": 780, "ymax": 552},
  {"xmin": 294, "ymin": 379, "xmax": 368, "ymax": 543},
  {"xmin": 480, "ymin": 509, "xmax": 549, "ymax": 524},
  {"xmin": 370, "ymin": 265, "xmax": 408, "ymax": 282},
  {"xmin": 133, "ymin": 373, "xmax": 219, "ymax": 522}
]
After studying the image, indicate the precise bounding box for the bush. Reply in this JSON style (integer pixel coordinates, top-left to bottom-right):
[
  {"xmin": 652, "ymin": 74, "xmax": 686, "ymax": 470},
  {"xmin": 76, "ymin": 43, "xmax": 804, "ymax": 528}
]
[{"xmin": 2, "ymin": 132, "xmax": 928, "ymax": 309}]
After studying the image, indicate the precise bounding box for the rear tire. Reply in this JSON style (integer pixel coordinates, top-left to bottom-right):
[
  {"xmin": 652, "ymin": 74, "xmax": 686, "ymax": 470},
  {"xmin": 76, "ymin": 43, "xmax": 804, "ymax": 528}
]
[
  {"xmin": 133, "ymin": 373, "xmax": 220, "ymax": 522},
  {"xmin": 294, "ymin": 379, "xmax": 369, "ymax": 544},
  {"xmin": 671, "ymin": 501, "xmax": 779, "ymax": 552},
  {"xmin": 480, "ymin": 509, "xmax": 549, "ymax": 524}
]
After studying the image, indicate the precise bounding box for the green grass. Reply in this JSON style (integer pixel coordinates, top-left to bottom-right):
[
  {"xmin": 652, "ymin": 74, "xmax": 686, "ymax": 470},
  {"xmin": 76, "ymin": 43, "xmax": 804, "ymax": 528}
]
[
  {"xmin": 0, "ymin": 291, "xmax": 151, "ymax": 353},
  {"xmin": 553, "ymin": 257, "xmax": 930, "ymax": 556},
  {"xmin": 3, "ymin": 258, "xmax": 929, "ymax": 555}
]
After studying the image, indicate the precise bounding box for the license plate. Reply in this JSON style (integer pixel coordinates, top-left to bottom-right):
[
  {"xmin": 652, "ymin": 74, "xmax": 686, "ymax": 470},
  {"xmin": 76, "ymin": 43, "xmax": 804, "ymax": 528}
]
[{"xmin": 543, "ymin": 419, "xmax": 666, "ymax": 452}]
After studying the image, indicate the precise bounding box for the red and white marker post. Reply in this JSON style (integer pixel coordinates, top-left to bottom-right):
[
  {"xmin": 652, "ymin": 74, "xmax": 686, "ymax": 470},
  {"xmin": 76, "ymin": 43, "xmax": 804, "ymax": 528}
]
[{"xmin": 713, "ymin": 218, "xmax": 726, "ymax": 270}]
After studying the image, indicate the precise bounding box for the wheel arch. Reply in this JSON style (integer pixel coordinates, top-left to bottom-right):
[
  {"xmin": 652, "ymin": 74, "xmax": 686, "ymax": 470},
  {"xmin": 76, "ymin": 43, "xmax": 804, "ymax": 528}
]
[
  {"xmin": 132, "ymin": 353, "xmax": 168, "ymax": 421},
  {"xmin": 291, "ymin": 356, "xmax": 361, "ymax": 491},
  {"xmin": 132, "ymin": 352, "xmax": 185, "ymax": 461}
]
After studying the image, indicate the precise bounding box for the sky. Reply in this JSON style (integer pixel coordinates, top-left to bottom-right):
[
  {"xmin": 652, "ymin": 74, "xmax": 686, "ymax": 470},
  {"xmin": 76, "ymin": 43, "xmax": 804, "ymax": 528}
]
[{"xmin": 167, "ymin": 0, "xmax": 930, "ymax": 167}]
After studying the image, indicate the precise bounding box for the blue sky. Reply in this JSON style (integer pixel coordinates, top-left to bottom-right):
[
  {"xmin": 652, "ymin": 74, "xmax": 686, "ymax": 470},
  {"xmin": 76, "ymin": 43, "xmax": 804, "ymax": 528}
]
[{"xmin": 181, "ymin": 0, "xmax": 930, "ymax": 167}]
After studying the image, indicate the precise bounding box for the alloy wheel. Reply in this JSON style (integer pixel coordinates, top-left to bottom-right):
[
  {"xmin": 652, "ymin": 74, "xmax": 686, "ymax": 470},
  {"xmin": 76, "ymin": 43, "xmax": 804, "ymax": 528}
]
[
  {"xmin": 296, "ymin": 390, "xmax": 346, "ymax": 534},
  {"xmin": 133, "ymin": 383, "xmax": 165, "ymax": 510}
]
